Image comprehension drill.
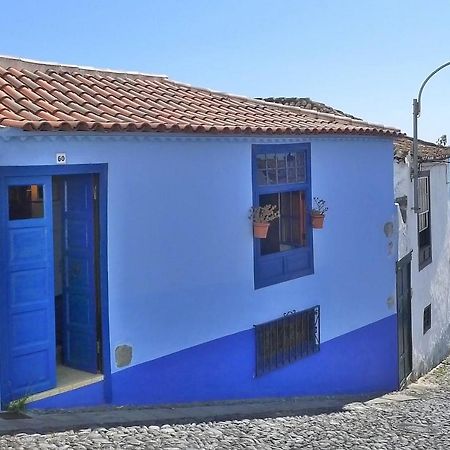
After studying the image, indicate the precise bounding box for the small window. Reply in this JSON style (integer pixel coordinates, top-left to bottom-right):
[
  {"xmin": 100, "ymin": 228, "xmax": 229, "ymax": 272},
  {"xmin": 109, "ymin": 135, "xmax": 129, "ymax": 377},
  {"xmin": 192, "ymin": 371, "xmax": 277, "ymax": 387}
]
[
  {"xmin": 395, "ymin": 196, "xmax": 408, "ymax": 224},
  {"xmin": 252, "ymin": 144, "xmax": 313, "ymax": 289},
  {"xmin": 8, "ymin": 185, "xmax": 44, "ymax": 220},
  {"xmin": 418, "ymin": 172, "xmax": 432, "ymax": 270},
  {"xmin": 423, "ymin": 304, "xmax": 431, "ymax": 334},
  {"xmin": 254, "ymin": 306, "xmax": 320, "ymax": 377}
]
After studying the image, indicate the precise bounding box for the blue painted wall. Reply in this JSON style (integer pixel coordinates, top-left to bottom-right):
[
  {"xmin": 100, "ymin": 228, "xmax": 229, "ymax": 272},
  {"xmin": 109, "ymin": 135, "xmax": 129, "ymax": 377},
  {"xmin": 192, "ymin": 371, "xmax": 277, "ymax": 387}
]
[
  {"xmin": 0, "ymin": 130, "xmax": 396, "ymax": 406},
  {"xmin": 111, "ymin": 315, "xmax": 398, "ymax": 405},
  {"xmin": 27, "ymin": 381, "xmax": 105, "ymax": 409}
]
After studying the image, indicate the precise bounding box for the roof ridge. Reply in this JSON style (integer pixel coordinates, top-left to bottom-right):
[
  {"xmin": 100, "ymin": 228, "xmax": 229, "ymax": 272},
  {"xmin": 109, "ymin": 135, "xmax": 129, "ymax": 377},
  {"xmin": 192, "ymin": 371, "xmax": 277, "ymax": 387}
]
[
  {"xmin": 164, "ymin": 79, "xmax": 399, "ymax": 132},
  {"xmin": 260, "ymin": 96, "xmax": 361, "ymax": 120},
  {"xmin": 0, "ymin": 55, "xmax": 168, "ymax": 80}
]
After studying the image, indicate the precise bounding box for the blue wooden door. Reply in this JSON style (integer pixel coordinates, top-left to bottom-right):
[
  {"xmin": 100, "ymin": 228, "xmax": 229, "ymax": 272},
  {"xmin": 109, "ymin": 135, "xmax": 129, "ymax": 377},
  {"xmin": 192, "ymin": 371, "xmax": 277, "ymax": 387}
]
[
  {"xmin": 2, "ymin": 176, "xmax": 56, "ymax": 404},
  {"xmin": 61, "ymin": 174, "xmax": 98, "ymax": 373}
]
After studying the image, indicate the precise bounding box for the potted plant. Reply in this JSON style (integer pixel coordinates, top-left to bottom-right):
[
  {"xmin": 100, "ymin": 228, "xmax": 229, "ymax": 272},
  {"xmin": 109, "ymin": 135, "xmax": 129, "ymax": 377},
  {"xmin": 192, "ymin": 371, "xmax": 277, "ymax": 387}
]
[
  {"xmin": 249, "ymin": 204, "xmax": 280, "ymax": 238},
  {"xmin": 311, "ymin": 197, "xmax": 328, "ymax": 229}
]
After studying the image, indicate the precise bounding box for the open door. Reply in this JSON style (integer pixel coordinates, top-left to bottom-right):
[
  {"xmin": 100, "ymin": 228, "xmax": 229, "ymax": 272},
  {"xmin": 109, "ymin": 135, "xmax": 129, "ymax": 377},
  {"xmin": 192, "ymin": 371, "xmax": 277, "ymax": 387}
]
[
  {"xmin": 2, "ymin": 176, "xmax": 56, "ymax": 404},
  {"xmin": 61, "ymin": 174, "xmax": 98, "ymax": 373},
  {"xmin": 397, "ymin": 252, "xmax": 413, "ymax": 387}
]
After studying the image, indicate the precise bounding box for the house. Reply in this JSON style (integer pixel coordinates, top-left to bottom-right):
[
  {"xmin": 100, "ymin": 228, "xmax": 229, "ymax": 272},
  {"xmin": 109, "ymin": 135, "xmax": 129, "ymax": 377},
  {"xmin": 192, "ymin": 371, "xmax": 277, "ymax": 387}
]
[
  {"xmin": 394, "ymin": 136, "xmax": 450, "ymax": 383},
  {"xmin": 0, "ymin": 56, "xmax": 400, "ymax": 410},
  {"xmin": 265, "ymin": 97, "xmax": 450, "ymax": 388}
]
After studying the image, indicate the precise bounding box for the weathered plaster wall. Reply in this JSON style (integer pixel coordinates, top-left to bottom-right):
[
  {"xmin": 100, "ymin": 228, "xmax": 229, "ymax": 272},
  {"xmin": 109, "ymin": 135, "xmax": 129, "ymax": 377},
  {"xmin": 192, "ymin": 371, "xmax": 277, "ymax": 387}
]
[
  {"xmin": 0, "ymin": 131, "xmax": 396, "ymax": 401},
  {"xmin": 395, "ymin": 157, "xmax": 450, "ymax": 377}
]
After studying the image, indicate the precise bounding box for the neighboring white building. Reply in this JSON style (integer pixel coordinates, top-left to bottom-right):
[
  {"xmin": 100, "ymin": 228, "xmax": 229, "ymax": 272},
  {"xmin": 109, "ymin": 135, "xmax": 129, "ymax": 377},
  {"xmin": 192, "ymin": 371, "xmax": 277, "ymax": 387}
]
[{"xmin": 394, "ymin": 138, "xmax": 450, "ymax": 382}]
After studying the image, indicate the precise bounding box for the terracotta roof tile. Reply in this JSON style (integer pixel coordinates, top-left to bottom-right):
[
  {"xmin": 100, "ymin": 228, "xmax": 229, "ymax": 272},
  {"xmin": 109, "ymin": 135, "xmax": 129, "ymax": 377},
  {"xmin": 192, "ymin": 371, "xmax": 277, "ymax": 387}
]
[
  {"xmin": 394, "ymin": 136, "xmax": 450, "ymax": 161},
  {"xmin": 0, "ymin": 56, "xmax": 399, "ymax": 136}
]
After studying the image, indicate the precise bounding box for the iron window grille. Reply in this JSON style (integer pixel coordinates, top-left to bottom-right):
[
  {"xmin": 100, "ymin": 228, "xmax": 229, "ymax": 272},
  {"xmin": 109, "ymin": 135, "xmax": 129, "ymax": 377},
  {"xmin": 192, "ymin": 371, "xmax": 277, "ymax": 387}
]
[{"xmin": 254, "ymin": 306, "xmax": 320, "ymax": 377}]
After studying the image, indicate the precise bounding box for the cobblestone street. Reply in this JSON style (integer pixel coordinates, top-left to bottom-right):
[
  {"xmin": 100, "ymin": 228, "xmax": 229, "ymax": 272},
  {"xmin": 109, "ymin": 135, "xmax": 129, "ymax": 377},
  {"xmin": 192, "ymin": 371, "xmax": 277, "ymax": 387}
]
[{"xmin": 1, "ymin": 359, "xmax": 450, "ymax": 449}]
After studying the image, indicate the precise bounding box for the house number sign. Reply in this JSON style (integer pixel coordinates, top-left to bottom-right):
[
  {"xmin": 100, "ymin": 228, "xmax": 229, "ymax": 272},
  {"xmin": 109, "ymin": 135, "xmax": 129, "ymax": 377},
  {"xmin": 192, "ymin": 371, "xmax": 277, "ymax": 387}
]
[{"xmin": 56, "ymin": 153, "xmax": 67, "ymax": 164}]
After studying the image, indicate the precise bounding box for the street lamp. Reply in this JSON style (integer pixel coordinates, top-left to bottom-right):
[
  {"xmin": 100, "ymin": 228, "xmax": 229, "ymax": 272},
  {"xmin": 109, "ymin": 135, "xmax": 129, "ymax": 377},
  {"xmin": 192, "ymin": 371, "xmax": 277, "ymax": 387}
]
[{"xmin": 412, "ymin": 61, "xmax": 450, "ymax": 213}]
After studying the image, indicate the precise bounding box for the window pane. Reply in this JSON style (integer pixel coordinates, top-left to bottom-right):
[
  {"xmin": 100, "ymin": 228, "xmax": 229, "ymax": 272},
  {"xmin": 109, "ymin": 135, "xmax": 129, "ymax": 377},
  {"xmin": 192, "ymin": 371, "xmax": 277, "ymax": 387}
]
[
  {"xmin": 9, "ymin": 185, "xmax": 44, "ymax": 220},
  {"xmin": 258, "ymin": 170, "xmax": 267, "ymax": 185},
  {"xmin": 287, "ymin": 168, "xmax": 296, "ymax": 183},
  {"xmin": 277, "ymin": 168, "xmax": 287, "ymax": 184},
  {"xmin": 287, "ymin": 153, "xmax": 295, "ymax": 168},
  {"xmin": 257, "ymin": 154, "xmax": 267, "ymax": 185},
  {"xmin": 276, "ymin": 153, "xmax": 286, "ymax": 168},
  {"xmin": 266, "ymin": 154, "xmax": 276, "ymax": 168},
  {"xmin": 296, "ymin": 152, "xmax": 306, "ymax": 182},
  {"xmin": 256, "ymin": 154, "xmax": 266, "ymax": 170},
  {"xmin": 259, "ymin": 191, "xmax": 305, "ymax": 256},
  {"xmin": 266, "ymin": 169, "xmax": 277, "ymax": 185}
]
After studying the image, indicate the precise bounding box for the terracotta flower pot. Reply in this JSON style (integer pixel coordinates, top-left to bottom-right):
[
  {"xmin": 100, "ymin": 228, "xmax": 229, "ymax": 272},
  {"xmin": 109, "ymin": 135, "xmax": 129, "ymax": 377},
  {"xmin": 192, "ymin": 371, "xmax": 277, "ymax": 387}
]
[
  {"xmin": 311, "ymin": 213, "xmax": 325, "ymax": 229},
  {"xmin": 253, "ymin": 222, "xmax": 270, "ymax": 238}
]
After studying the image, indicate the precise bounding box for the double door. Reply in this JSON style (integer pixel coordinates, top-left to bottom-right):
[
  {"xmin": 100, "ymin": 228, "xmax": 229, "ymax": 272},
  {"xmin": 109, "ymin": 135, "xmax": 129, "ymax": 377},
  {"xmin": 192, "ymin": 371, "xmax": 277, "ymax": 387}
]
[{"xmin": 1, "ymin": 174, "xmax": 99, "ymax": 405}]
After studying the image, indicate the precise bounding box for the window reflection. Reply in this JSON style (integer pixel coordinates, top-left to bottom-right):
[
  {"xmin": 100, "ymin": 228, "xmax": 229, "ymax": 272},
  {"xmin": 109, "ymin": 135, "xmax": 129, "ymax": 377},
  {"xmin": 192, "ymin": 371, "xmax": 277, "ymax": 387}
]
[{"xmin": 9, "ymin": 185, "xmax": 44, "ymax": 220}]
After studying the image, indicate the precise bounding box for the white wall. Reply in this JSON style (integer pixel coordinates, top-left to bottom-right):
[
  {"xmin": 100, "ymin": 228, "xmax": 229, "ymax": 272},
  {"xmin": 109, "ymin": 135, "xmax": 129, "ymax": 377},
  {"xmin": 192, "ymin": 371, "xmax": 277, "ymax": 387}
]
[{"xmin": 395, "ymin": 157, "xmax": 450, "ymax": 377}]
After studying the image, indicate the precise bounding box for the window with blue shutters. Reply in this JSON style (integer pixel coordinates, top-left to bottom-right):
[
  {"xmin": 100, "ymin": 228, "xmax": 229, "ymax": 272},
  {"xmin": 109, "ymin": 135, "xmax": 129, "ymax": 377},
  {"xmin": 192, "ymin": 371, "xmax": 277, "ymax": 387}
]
[{"xmin": 252, "ymin": 143, "xmax": 314, "ymax": 288}]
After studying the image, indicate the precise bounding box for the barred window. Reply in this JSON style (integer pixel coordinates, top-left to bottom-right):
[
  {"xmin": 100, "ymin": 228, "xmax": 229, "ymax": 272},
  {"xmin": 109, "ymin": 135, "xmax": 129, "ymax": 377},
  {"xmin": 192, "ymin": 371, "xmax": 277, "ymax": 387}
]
[{"xmin": 254, "ymin": 306, "xmax": 320, "ymax": 377}]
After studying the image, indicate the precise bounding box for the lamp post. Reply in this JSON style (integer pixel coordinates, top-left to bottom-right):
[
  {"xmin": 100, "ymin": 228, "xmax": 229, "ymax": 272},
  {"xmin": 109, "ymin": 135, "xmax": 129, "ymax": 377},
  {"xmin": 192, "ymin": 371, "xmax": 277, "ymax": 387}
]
[{"xmin": 412, "ymin": 61, "xmax": 450, "ymax": 213}]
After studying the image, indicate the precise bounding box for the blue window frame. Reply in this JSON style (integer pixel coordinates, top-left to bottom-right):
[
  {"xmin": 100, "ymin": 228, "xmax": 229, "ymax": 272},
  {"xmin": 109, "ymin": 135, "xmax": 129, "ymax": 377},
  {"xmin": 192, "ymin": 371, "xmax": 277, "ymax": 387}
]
[{"xmin": 252, "ymin": 143, "xmax": 314, "ymax": 288}]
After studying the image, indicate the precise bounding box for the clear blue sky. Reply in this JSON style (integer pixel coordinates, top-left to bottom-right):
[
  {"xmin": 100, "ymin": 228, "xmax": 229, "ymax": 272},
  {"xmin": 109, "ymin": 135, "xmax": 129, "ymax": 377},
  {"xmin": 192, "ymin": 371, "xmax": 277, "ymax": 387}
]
[{"xmin": 1, "ymin": 0, "xmax": 449, "ymax": 141}]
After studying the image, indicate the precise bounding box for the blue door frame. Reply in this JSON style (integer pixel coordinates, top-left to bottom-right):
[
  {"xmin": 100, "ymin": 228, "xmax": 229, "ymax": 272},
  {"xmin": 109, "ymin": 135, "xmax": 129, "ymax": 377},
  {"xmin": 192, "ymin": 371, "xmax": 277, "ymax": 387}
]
[{"xmin": 0, "ymin": 164, "xmax": 110, "ymax": 408}]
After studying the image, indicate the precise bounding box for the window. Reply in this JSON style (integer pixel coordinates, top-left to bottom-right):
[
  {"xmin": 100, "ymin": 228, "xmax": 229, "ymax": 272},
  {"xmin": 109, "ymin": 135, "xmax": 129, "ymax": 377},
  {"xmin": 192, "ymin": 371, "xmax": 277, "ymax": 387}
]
[
  {"xmin": 418, "ymin": 172, "xmax": 432, "ymax": 270},
  {"xmin": 395, "ymin": 196, "xmax": 408, "ymax": 224},
  {"xmin": 252, "ymin": 144, "xmax": 313, "ymax": 288},
  {"xmin": 254, "ymin": 306, "xmax": 320, "ymax": 376},
  {"xmin": 423, "ymin": 304, "xmax": 431, "ymax": 334},
  {"xmin": 8, "ymin": 185, "xmax": 44, "ymax": 220}
]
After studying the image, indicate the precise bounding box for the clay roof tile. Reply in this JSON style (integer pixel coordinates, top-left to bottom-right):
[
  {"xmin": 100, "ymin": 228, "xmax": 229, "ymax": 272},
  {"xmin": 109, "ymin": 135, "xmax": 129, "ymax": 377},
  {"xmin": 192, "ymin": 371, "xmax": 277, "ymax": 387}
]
[{"xmin": 0, "ymin": 56, "xmax": 399, "ymax": 137}]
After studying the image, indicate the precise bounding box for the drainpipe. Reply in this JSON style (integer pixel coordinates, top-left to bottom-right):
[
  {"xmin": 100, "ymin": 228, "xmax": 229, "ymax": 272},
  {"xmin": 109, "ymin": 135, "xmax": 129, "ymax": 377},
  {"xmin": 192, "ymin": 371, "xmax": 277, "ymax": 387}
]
[{"xmin": 412, "ymin": 62, "xmax": 450, "ymax": 213}]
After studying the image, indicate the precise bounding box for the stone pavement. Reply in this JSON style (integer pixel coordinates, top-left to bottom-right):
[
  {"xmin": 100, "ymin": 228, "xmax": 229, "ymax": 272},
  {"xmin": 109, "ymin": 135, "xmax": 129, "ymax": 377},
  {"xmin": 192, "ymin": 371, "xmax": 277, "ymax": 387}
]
[{"xmin": 1, "ymin": 358, "xmax": 450, "ymax": 449}]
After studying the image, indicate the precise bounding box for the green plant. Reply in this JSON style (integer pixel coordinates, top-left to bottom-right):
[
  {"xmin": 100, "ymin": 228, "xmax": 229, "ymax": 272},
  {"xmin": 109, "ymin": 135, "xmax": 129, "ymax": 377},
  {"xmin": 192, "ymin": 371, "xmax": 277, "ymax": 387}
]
[
  {"xmin": 312, "ymin": 197, "xmax": 328, "ymax": 215},
  {"xmin": 249, "ymin": 204, "xmax": 280, "ymax": 223},
  {"xmin": 7, "ymin": 395, "xmax": 29, "ymax": 412}
]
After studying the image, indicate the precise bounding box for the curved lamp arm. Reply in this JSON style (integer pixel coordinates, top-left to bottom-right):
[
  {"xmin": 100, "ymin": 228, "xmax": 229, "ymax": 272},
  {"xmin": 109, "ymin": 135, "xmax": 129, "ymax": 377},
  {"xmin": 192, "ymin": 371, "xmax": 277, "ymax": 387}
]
[{"xmin": 412, "ymin": 61, "xmax": 450, "ymax": 212}]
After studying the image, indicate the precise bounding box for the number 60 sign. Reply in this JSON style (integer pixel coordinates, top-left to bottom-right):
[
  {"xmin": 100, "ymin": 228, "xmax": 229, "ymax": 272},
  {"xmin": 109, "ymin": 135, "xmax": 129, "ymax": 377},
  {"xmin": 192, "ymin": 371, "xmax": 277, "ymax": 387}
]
[{"xmin": 56, "ymin": 153, "xmax": 67, "ymax": 164}]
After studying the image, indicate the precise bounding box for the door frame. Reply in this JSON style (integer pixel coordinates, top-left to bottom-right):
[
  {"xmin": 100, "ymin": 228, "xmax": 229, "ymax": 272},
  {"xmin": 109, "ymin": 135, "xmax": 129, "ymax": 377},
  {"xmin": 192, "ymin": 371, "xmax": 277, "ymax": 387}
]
[
  {"xmin": 0, "ymin": 164, "xmax": 111, "ymax": 406},
  {"xmin": 396, "ymin": 251, "xmax": 413, "ymax": 388}
]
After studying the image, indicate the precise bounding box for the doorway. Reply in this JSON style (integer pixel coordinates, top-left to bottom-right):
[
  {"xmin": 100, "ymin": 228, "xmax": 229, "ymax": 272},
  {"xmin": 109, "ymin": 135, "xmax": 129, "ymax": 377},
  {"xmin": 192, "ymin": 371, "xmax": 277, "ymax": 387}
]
[
  {"xmin": 1, "ymin": 170, "xmax": 105, "ymax": 407},
  {"xmin": 396, "ymin": 252, "xmax": 413, "ymax": 387}
]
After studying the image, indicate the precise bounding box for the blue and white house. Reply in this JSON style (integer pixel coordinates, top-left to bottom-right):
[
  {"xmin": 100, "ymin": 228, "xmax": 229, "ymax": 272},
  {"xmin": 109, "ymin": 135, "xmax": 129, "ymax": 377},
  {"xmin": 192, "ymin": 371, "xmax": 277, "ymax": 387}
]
[{"xmin": 0, "ymin": 56, "xmax": 400, "ymax": 410}]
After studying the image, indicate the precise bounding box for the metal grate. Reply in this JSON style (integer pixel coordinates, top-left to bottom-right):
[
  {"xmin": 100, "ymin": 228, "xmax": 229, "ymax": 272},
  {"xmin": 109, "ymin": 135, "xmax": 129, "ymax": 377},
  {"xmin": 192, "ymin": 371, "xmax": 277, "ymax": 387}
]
[{"xmin": 254, "ymin": 306, "xmax": 320, "ymax": 377}]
